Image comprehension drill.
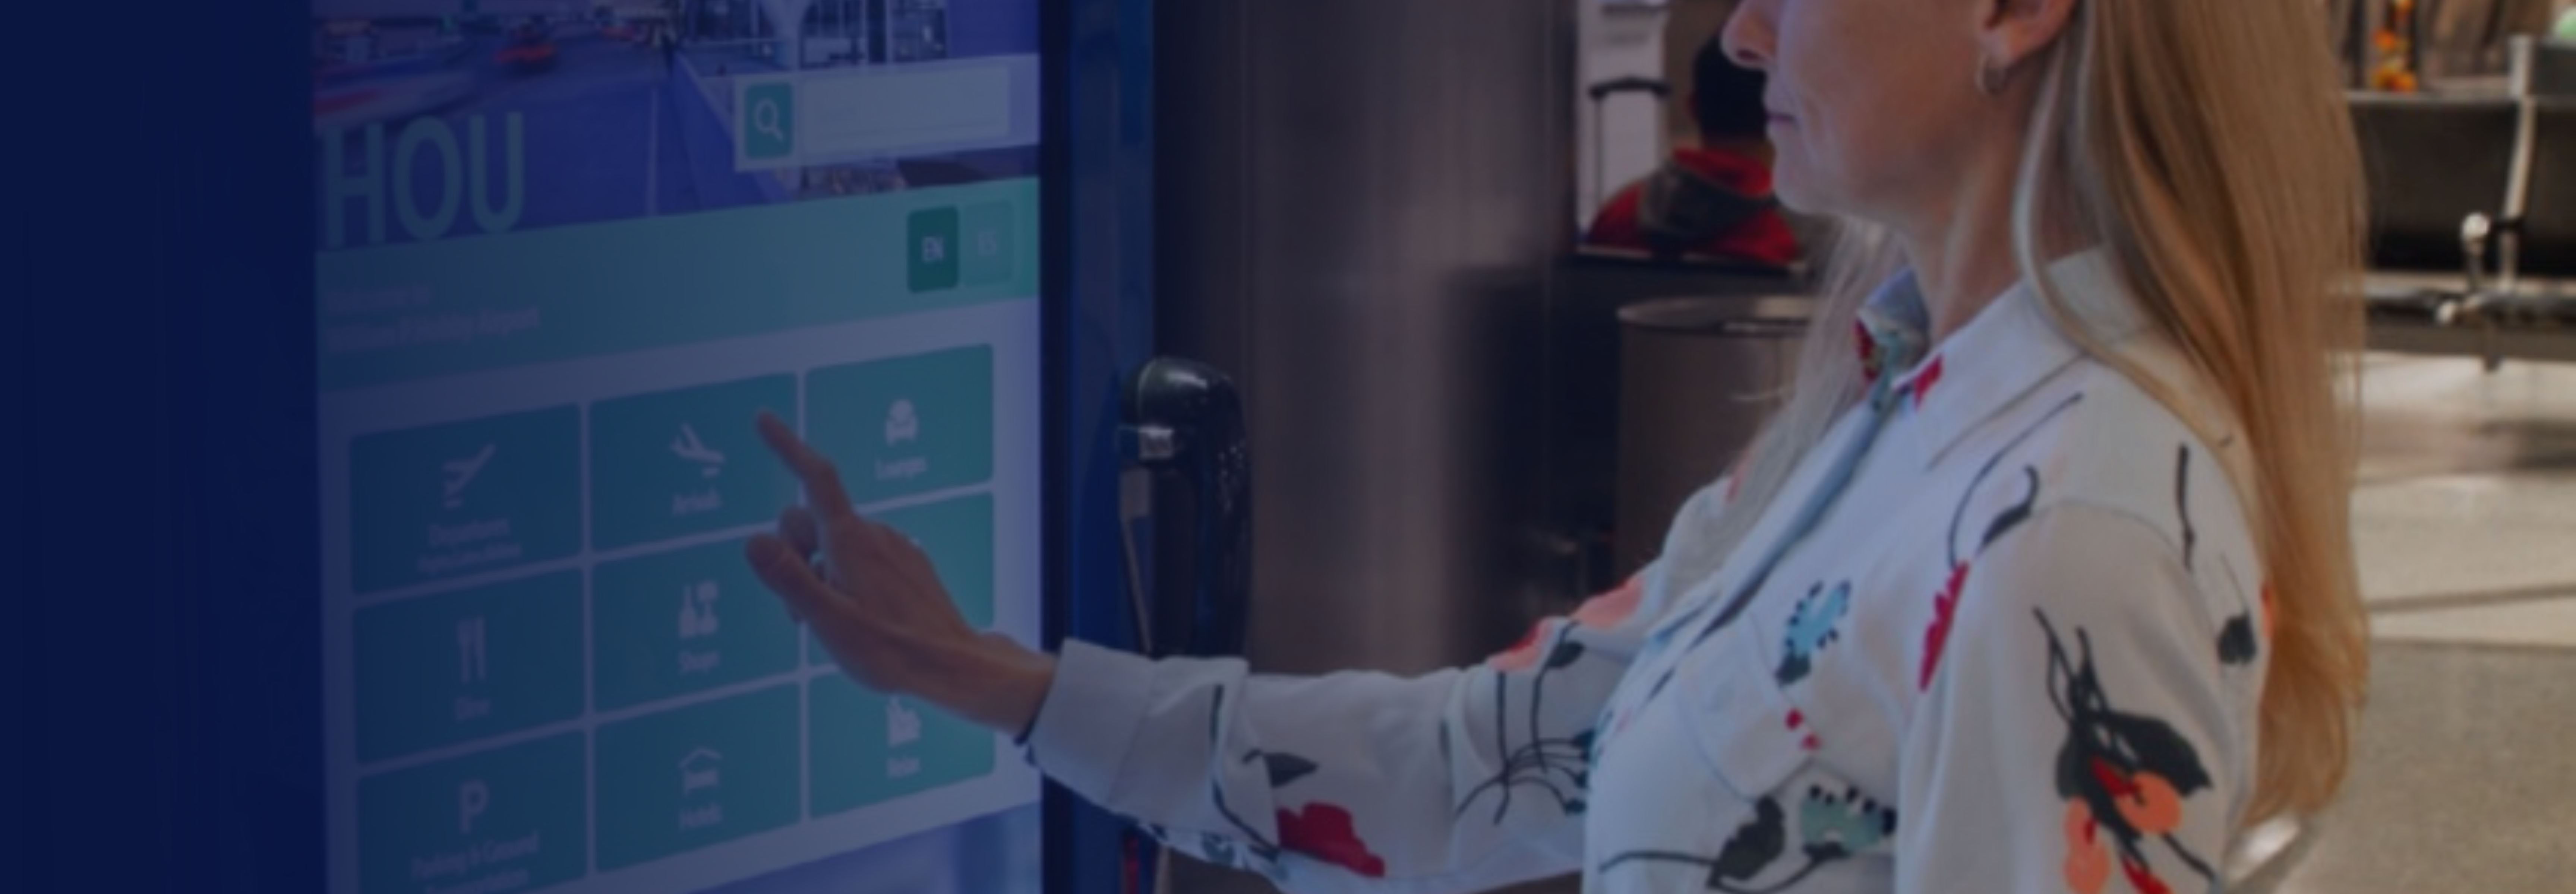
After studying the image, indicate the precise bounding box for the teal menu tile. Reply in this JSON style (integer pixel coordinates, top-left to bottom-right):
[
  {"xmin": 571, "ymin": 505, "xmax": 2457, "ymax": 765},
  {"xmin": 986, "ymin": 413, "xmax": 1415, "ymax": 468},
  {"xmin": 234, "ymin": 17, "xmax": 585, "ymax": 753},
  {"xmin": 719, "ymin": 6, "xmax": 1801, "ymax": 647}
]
[
  {"xmin": 807, "ymin": 674, "xmax": 995, "ymax": 817},
  {"xmin": 957, "ymin": 201, "xmax": 1016, "ymax": 287},
  {"xmin": 807, "ymin": 494, "xmax": 993, "ymax": 666},
  {"xmin": 358, "ymin": 732, "xmax": 586, "ymax": 894},
  {"xmin": 804, "ymin": 346, "xmax": 992, "ymax": 504},
  {"xmin": 353, "ymin": 571, "xmax": 584, "ymax": 764},
  {"xmin": 350, "ymin": 406, "xmax": 581, "ymax": 594},
  {"xmin": 589, "ymin": 376, "xmax": 798, "ymax": 551},
  {"xmin": 906, "ymin": 206, "xmax": 960, "ymax": 293},
  {"xmin": 594, "ymin": 541, "xmax": 801, "ymax": 712},
  {"xmin": 594, "ymin": 685, "xmax": 802, "ymax": 871}
]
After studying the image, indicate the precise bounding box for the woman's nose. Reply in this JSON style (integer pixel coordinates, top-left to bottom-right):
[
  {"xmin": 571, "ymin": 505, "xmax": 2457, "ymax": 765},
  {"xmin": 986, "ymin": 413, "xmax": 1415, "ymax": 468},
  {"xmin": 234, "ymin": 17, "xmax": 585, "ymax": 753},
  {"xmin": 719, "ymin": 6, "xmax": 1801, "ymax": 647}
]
[{"xmin": 1721, "ymin": 0, "xmax": 1776, "ymax": 70}]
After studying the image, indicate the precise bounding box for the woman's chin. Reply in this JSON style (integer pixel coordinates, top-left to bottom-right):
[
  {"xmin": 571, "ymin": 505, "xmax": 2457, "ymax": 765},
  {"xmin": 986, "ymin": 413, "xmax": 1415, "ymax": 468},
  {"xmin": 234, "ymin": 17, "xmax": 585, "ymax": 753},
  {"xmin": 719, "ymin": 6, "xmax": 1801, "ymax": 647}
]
[{"xmin": 1771, "ymin": 177, "xmax": 1827, "ymax": 217}]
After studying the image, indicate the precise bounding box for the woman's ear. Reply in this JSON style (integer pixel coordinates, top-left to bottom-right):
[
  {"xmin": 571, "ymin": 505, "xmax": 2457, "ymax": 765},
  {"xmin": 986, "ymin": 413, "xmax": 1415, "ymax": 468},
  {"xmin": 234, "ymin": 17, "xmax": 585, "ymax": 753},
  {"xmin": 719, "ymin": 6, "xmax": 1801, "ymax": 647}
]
[{"xmin": 1973, "ymin": 0, "xmax": 2078, "ymax": 73}]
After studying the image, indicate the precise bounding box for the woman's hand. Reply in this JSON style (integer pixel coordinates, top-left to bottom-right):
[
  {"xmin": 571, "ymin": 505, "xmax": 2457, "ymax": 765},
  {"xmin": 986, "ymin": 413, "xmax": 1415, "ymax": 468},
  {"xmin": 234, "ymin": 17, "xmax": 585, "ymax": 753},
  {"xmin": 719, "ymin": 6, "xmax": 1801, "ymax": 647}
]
[{"xmin": 741, "ymin": 410, "xmax": 1055, "ymax": 736}]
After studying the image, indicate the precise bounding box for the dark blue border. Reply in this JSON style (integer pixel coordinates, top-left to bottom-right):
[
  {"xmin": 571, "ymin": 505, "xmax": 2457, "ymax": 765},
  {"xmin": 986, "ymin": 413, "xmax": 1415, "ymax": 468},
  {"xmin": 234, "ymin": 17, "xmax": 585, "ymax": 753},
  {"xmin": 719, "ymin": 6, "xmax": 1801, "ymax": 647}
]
[
  {"xmin": 9, "ymin": 0, "xmax": 319, "ymax": 891},
  {"xmin": 1042, "ymin": 1, "xmax": 1158, "ymax": 894}
]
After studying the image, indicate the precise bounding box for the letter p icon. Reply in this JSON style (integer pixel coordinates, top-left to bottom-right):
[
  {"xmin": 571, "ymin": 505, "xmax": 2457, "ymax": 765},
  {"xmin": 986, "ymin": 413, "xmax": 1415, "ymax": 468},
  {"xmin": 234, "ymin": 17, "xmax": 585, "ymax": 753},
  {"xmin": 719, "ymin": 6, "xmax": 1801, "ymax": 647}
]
[{"xmin": 460, "ymin": 780, "xmax": 491, "ymax": 834}]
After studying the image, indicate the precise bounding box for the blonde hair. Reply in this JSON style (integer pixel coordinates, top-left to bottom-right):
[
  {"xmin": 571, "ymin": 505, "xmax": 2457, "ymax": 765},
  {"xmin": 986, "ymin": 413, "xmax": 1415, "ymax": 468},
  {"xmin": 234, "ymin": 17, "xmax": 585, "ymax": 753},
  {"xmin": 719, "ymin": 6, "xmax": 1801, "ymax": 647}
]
[{"xmin": 1707, "ymin": 0, "xmax": 2369, "ymax": 824}]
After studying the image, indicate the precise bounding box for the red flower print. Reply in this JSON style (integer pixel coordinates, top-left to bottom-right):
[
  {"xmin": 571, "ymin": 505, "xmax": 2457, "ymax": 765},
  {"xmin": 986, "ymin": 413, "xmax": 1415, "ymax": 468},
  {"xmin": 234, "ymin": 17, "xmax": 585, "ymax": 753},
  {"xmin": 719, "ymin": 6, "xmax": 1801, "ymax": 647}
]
[
  {"xmin": 2260, "ymin": 581, "xmax": 2278, "ymax": 642},
  {"xmin": 2119, "ymin": 855, "xmax": 2175, "ymax": 894},
  {"xmin": 2063, "ymin": 800, "xmax": 2112, "ymax": 894},
  {"xmin": 1487, "ymin": 619, "xmax": 1550, "ymax": 673},
  {"xmin": 1910, "ymin": 355, "xmax": 1946, "ymax": 409},
  {"xmin": 1276, "ymin": 802, "xmax": 1387, "ymax": 878},
  {"xmin": 1785, "ymin": 710, "xmax": 1821, "ymax": 751},
  {"xmin": 2088, "ymin": 756, "xmax": 2141, "ymax": 800},
  {"xmin": 1854, "ymin": 319, "xmax": 1881, "ymax": 382},
  {"xmin": 2088, "ymin": 757, "xmax": 2186, "ymax": 837},
  {"xmin": 2117, "ymin": 773, "xmax": 2185, "ymax": 836},
  {"xmin": 1572, "ymin": 575, "xmax": 1645, "ymax": 630},
  {"xmin": 1488, "ymin": 576, "xmax": 1644, "ymax": 672},
  {"xmin": 1919, "ymin": 563, "xmax": 1970, "ymax": 690}
]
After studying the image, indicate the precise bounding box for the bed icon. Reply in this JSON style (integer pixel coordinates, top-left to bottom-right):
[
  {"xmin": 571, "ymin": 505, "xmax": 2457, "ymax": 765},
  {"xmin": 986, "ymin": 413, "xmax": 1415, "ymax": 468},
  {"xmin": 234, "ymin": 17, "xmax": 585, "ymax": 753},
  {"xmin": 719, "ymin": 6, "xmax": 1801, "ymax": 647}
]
[{"xmin": 679, "ymin": 747, "xmax": 723, "ymax": 796}]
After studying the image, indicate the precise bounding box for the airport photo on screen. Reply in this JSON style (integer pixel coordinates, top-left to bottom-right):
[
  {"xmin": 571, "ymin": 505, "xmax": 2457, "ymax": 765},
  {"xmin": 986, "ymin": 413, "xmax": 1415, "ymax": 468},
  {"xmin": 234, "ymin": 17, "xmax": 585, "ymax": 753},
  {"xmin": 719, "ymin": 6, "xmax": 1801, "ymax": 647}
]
[{"xmin": 312, "ymin": 0, "xmax": 1040, "ymax": 248}]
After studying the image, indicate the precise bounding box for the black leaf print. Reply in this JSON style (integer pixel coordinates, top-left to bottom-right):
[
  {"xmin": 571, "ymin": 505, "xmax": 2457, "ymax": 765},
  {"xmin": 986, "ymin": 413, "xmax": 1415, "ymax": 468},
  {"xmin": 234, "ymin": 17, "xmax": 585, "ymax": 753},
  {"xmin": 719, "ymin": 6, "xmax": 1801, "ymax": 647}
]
[
  {"xmin": 1200, "ymin": 687, "xmax": 1287, "ymax": 859},
  {"xmin": 2216, "ymin": 614, "xmax": 2258, "ymax": 666},
  {"xmin": 2094, "ymin": 710, "xmax": 2213, "ymax": 796},
  {"xmin": 1645, "ymin": 666, "xmax": 1677, "ymax": 703},
  {"xmin": 1459, "ymin": 625, "xmax": 1595, "ymax": 823},
  {"xmin": 1947, "ymin": 392, "xmax": 2082, "ymax": 565},
  {"xmin": 1776, "ymin": 582, "xmax": 1851, "ymax": 687},
  {"xmin": 1200, "ymin": 832, "xmax": 1239, "ymax": 866},
  {"xmin": 2216, "ymin": 552, "xmax": 2262, "ymax": 666},
  {"xmin": 1777, "ymin": 654, "xmax": 1813, "ymax": 689},
  {"xmin": 2036, "ymin": 609, "xmax": 2217, "ymax": 890},
  {"xmin": 1597, "ymin": 794, "xmax": 1844, "ymax": 892},
  {"xmin": 2175, "ymin": 444, "xmax": 2198, "ymax": 571},
  {"xmin": 1978, "ymin": 467, "xmax": 2040, "ymax": 552},
  {"xmin": 1710, "ymin": 797, "xmax": 1789, "ymax": 884},
  {"xmin": 1797, "ymin": 784, "xmax": 1896, "ymax": 861},
  {"xmin": 1262, "ymin": 752, "xmax": 1320, "ymax": 788}
]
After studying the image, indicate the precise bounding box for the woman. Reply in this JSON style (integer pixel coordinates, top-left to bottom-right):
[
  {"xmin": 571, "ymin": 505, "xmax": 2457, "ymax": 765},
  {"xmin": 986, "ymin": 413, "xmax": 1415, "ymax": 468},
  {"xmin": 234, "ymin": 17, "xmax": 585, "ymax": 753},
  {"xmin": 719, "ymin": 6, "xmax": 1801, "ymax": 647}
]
[{"xmin": 744, "ymin": 0, "xmax": 2372, "ymax": 889}]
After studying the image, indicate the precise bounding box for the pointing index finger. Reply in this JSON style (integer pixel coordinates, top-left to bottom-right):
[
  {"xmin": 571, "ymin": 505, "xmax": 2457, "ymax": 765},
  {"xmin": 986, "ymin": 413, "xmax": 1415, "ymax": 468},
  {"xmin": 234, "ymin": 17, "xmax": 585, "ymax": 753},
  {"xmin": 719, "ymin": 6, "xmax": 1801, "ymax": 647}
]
[{"xmin": 757, "ymin": 410, "xmax": 858, "ymax": 522}]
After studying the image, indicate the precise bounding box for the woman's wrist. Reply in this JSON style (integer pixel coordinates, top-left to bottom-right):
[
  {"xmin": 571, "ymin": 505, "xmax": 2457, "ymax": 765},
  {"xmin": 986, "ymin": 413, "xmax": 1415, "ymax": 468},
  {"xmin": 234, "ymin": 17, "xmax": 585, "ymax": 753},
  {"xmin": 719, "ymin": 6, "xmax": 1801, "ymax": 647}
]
[{"xmin": 907, "ymin": 632, "xmax": 1057, "ymax": 738}]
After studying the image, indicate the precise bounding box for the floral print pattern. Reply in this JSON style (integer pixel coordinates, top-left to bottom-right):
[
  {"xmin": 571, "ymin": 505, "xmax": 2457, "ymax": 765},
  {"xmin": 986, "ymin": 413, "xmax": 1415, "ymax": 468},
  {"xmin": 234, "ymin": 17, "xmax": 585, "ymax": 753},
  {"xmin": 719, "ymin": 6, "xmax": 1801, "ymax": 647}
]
[
  {"xmin": 1276, "ymin": 802, "xmax": 1387, "ymax": 878},
  {"xmin": 1776, "ymin": 582, "xmax": 1851, "ymax": 687},
  {"xmin": 2039, "ymin": 610, "xmax": 2217, "ymax": 894},
  {"xmin": 1489, "ymin": 574, "xmax": 1644, "ymax": 673},
  {"xmin": 1023, "ymin": 251, "xmax": 2268, "ymax": 894}
]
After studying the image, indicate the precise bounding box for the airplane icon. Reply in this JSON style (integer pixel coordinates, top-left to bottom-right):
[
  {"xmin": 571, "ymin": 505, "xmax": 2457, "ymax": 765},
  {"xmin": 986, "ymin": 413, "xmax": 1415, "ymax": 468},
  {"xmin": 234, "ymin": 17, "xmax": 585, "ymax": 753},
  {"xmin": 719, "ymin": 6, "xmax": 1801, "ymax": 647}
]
[
  {"xmin": 671, "ymin": 424, "xmax": 725, "ymax": 477},
  {"xmin": 442, "ymin": 444, "xmax": 496, "ymax": 509}
]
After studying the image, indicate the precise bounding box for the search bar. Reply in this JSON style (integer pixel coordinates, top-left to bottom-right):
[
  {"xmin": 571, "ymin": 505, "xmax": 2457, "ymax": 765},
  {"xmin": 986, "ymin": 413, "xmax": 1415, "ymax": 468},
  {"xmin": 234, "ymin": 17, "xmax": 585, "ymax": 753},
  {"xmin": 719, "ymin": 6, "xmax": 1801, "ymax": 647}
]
[{"xmin": 733, "ymin": 60, "xmax": 1028, "ymax": 171}]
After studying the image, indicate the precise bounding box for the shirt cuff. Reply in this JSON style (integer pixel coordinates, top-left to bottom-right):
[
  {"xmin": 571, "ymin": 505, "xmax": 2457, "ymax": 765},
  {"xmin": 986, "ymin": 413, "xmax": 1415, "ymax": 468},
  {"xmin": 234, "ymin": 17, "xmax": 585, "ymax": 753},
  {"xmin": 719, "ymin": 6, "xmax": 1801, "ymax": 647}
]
[{"xmin": 1021, "ymin": 637, "xmax": 1158, "ymax": 804}]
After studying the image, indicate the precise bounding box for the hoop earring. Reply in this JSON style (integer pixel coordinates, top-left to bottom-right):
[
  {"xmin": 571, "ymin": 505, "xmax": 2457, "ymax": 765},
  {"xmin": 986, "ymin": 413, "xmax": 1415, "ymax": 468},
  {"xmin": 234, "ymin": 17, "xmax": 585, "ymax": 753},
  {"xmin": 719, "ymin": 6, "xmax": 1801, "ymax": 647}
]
[{"xmin": 1975, "ymin": 57, "xmax": 2010, "ymax": 97}]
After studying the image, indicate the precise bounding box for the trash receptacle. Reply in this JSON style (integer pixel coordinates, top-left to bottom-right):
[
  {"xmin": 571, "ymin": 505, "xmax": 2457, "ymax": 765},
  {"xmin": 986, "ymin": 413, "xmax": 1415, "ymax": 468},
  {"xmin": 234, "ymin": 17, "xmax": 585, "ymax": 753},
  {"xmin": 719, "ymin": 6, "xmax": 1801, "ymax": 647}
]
[{"xmin": 1614, "ymin": 295, "xmax": 1811, "ymax": 575}]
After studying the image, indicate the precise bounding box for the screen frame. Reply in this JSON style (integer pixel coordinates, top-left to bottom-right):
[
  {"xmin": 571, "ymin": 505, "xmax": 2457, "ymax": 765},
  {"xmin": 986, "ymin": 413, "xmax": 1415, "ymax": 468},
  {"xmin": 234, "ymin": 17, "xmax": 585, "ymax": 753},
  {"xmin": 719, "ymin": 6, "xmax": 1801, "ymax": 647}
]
[
  {"xmin": 1040, "ymin": 1, "xmax": 1159, "ymax": 893},
  {"xmin": 276, "ymin": 2, "xmax": 1147, "ymax": 891}
]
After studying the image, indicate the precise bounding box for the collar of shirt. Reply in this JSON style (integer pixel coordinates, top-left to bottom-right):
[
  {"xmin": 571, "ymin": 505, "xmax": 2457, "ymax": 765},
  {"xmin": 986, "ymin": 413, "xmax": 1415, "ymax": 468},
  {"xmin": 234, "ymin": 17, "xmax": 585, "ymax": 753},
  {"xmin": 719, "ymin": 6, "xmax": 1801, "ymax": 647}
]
[{"xmin": 1854, "ymin": 248, "xmax": 2157, "ymax": 470}]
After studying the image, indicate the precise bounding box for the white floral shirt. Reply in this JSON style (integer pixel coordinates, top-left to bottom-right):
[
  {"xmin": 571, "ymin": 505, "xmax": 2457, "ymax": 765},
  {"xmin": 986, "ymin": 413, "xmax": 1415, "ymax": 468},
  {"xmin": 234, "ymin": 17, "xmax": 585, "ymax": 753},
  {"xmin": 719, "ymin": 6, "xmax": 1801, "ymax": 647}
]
[{"xmin": 1023, "ymin": 250, "xmax": 2274, "ymax": 894}]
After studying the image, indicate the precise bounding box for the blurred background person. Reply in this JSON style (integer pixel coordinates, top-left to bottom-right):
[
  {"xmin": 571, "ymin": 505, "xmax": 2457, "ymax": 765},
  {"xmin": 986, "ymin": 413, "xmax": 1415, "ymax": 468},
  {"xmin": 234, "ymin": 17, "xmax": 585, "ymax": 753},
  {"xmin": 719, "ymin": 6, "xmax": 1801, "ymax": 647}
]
[{"xmin": 1583, "ymin": 33, "xmax": 1801, "ymax": 267}]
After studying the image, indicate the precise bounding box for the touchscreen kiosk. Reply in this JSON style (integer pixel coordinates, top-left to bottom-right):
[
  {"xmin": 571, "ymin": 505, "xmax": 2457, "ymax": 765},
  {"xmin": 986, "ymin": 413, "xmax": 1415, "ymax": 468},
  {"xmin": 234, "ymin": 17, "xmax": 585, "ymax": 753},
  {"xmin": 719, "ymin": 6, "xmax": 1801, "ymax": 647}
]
[{"xmin": 310, "ymin": 3, "xmax": 1045, "ymax": 892}]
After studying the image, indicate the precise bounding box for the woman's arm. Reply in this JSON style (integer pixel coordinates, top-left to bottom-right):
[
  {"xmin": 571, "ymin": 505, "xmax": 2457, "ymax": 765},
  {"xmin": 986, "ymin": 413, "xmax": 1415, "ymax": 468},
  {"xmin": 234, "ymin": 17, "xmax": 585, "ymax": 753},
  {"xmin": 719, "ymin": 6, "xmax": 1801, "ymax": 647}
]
[
  {"xmin": 1024, "ymin": 576, "xmax": 1648, "ymax": 894},
  {"xmin": 746, "ymin": 410, "xmax": 1673, "ymax": 893},
  {"xmin": 1897, "ymin": 504, "xmax": 2257, "ymax": 894}
]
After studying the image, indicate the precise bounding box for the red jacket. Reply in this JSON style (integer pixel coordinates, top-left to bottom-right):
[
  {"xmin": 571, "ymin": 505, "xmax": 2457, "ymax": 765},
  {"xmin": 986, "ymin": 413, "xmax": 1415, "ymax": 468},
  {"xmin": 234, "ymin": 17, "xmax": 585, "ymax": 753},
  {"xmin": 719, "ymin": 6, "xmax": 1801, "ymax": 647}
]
[{"xmin": 1585, "ymin": 147, "xmax": 1799, "ymax": 268}]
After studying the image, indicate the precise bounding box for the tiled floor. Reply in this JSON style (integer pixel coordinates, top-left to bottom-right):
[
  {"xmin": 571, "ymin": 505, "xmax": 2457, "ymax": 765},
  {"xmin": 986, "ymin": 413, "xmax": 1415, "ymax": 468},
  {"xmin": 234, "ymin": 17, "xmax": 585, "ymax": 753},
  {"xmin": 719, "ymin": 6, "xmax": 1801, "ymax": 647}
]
[{"xmin": 2255, "ymin": 352, "xmax": 2576, "ymax": 893}]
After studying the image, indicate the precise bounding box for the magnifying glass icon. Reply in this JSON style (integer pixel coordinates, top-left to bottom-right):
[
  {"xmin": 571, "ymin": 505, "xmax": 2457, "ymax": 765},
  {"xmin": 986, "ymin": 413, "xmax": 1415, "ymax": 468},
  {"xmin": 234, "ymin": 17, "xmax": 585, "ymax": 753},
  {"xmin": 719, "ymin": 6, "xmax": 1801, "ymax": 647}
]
[{"xmin": 753, "ymin": 98, "xmax": 786, "ymax": 142}]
